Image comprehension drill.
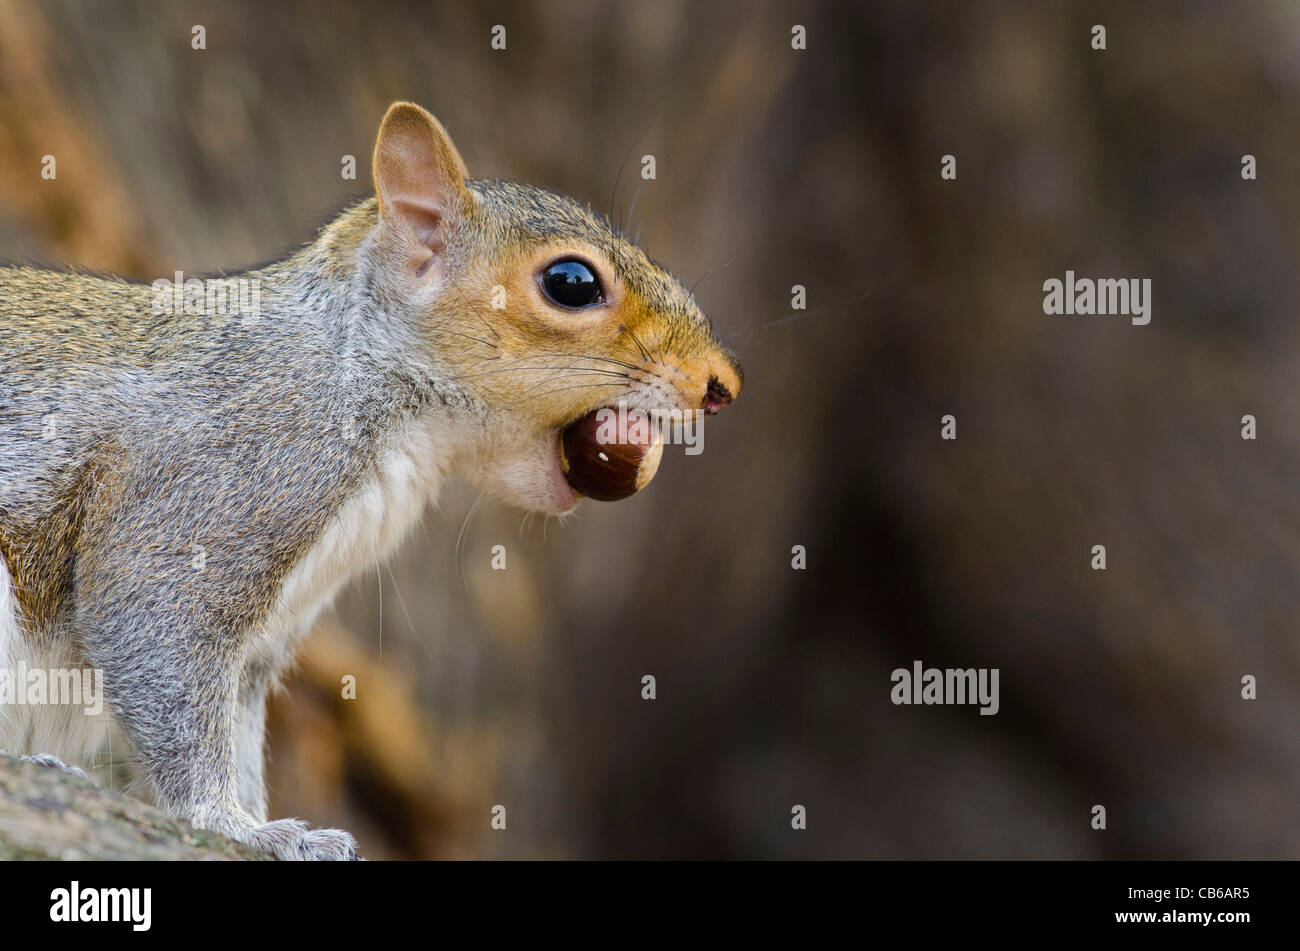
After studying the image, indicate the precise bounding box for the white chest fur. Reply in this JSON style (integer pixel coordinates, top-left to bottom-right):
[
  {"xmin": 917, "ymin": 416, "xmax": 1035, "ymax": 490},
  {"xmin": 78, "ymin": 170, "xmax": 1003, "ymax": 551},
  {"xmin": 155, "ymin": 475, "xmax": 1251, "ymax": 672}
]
[
  {"xmin": 0, "ymin": 419, "xmax": 458, "ymax": 766},
  {"xmin": 0, "ymin": 560, "xmax": 112, "ymax": 768},
  {"xmin": 248, "ymin": 419, "xmax": 454, "ymax": 669}
]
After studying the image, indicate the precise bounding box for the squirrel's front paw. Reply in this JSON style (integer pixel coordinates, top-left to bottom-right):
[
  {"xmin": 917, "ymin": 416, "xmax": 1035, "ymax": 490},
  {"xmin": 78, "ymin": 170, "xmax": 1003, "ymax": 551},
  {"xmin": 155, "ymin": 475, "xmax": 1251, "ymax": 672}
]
[{"xmin": 245, "ymin": 818, "xmax": 360, "ymax": 861}]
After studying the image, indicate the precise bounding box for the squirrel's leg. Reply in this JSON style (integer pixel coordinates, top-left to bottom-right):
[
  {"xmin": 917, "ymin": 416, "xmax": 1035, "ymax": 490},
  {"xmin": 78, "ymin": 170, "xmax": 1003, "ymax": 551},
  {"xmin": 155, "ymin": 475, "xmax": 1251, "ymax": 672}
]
[{"xmin": 82, "ymin": 615, "xmax": 356, "ymax": 860}]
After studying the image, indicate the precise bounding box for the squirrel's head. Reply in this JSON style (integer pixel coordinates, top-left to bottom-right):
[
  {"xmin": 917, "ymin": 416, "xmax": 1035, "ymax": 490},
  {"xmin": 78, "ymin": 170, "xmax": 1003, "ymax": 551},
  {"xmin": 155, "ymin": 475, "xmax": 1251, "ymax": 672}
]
[{"xmin": 369, "ymin": 101, "xmax": 742, "ymax": 514}]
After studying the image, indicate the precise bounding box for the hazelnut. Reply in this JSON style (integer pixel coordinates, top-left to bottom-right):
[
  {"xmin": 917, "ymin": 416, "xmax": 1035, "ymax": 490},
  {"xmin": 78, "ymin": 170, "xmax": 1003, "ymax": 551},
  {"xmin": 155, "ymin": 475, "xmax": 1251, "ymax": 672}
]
[{"xmin": 561, "ymin": 408, "xmax": 664, "ymax": 501}]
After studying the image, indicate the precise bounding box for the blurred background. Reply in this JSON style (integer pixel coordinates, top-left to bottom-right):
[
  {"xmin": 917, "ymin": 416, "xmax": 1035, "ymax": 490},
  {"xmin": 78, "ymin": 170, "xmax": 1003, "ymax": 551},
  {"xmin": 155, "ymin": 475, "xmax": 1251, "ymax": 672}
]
[{"xmin": 1, "ymin": 0, "xmax": 1298, "ymax": 858}]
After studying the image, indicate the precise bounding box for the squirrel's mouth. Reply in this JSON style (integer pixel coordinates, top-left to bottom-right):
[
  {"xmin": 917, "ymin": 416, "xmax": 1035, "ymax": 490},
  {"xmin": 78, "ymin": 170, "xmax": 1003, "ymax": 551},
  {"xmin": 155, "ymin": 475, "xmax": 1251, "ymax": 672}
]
[{"xmin": 558, "ymin": 407, "xmax": 664, "ymax": 502}]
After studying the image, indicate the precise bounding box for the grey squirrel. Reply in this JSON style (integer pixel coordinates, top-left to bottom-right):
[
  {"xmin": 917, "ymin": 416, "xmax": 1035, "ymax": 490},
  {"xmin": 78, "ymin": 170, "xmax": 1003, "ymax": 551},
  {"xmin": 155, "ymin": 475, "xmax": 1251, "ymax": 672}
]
[{"xmin": 0, "ymin": 102, "xmax": 742, "ymax": 859}]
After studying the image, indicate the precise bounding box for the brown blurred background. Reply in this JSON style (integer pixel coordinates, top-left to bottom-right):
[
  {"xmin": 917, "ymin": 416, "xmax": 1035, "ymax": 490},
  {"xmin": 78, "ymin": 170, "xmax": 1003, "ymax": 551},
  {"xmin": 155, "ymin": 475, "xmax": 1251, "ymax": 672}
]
[{"xmin": 1, "ymin": 0, "xmax": 1298, "ymax": 858}]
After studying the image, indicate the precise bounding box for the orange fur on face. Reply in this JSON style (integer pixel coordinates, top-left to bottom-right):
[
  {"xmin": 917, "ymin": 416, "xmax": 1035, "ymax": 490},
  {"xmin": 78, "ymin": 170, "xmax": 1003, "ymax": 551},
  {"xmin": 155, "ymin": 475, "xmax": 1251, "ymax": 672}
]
[{"xmin": 428, "ymin": 195, "xmax": 742, "ymax": 439}]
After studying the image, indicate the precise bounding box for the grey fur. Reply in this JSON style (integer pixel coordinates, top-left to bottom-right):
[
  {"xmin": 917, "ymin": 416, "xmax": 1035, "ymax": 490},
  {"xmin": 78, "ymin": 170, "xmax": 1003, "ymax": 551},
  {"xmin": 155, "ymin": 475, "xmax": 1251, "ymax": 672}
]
[
  {"xmin": 0, "ymin": 198, "xmax": 477, "ymax": 860},
  {"xmin": 0, "ymin": 154, "xmax": 742, "ymax": 861}
]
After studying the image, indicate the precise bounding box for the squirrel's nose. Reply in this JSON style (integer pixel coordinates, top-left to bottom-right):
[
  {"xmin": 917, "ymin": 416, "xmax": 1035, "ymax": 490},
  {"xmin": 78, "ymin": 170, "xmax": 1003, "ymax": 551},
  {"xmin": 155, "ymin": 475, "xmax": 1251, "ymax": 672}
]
[
  {"xmin": 703, "ymin": 351, "xmax": 743, "ymax": 415},
  {"xmin": 704, "ymin": 376, "xmax": 733, "ymax": 415}
]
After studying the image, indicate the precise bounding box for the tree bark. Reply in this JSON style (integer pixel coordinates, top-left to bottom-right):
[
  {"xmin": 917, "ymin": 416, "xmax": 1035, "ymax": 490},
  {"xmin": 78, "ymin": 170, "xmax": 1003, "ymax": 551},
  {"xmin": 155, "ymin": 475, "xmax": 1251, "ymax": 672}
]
[{"xmin": 0, "ymin": 755, "xmax": 266, "ymax": 861}]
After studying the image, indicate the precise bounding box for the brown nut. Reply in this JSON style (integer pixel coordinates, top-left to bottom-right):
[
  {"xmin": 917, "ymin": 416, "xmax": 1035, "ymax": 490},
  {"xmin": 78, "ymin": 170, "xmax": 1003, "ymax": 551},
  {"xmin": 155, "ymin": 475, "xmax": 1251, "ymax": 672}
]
[{"xmin": 560, "ymin": 408, "xmax": 664, "ymax": 501}]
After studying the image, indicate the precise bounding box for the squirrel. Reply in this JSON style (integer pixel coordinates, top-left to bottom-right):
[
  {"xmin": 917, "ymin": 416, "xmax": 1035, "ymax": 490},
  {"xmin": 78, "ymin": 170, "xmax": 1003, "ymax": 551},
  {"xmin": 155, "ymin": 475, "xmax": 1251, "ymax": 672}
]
[{"xmin": 0, "ymin": 102, "xmax": 742, "ymax": 859}]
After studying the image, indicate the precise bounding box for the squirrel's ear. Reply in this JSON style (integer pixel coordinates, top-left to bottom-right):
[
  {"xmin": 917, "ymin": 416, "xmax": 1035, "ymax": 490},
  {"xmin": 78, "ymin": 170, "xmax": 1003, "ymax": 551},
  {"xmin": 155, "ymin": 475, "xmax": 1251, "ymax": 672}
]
[{"xmin": 372, "ymin": 102, "xmax": 471, "ymax": 275}]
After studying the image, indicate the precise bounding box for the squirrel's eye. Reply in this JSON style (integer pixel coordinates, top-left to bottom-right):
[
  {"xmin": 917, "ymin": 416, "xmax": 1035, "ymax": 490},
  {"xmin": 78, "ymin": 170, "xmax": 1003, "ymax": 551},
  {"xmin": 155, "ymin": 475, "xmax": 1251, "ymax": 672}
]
[{"xmin": 541, "ymin": 259, "xmax": 604, "ymax": 309}]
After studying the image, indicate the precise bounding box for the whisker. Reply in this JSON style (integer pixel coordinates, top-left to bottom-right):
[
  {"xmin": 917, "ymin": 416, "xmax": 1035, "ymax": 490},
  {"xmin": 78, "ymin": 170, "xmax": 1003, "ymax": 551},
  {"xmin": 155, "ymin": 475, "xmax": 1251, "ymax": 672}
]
[
  {"xmin": 429, "ymin": 327, "xmax": 499, "ymax": 349},
  {"xmin": 533, "ymin": 351, "xmax": 646, "ymax": 373},
  {"xmin": 722, "ymin": 291, "xmax": 871, "ymax": 342},
  {"xmin": 455, "ymin": 491, "xmax": 484, "ymax": 595},
  {"xmin": 449, "ymin": 364, "xmax": 635, "ymax": 384},
  {"xmin": 624, "ymin": 326, "xmax": 651, "ymax": 362},
  {"xmin": 508, "ymin": 371, "xmax": 632, "ymax": 406},
  {"xmin": 624, "ymin": 175, "xmax": 649, "ymax": 237},
  {"xmin": 384, "ymin": 562, "xmax": 438, "ymax": 664},
  {"xmin": 522, "ymin": 381, "xmax": 630, "ymax": 402},
  {"xmin": 690, "ymin": 261, "xmax": 732, "ymax": 297},
  {"xmin": 608, "ymin": 113, "xmax": 663, "ymax": 230},
  {"xmin": 444, "ymin": 289, "xmax": 505, "ymax": 345},
  {"xmin": 610, "ymin": 149, "xmax": 634, "ymax": 227}
]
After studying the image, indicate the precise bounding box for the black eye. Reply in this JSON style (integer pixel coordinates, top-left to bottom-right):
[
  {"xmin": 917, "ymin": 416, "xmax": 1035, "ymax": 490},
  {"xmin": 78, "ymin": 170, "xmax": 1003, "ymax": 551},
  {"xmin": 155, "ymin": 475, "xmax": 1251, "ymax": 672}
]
[{"xmin": 541, "ymin": 259, "xmax": 604, "ymax": 309}]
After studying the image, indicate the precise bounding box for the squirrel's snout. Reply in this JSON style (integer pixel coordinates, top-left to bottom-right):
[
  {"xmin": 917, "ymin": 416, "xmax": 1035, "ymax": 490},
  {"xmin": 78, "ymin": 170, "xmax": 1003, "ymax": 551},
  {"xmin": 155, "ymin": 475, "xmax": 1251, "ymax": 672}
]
[
  {"xmin": 705, "ymin": 376, "xmax": 734, "ymax": 415},
  {"xmin": 702, "ymin": 350, "xmax": 743, "ymax": 415}
]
